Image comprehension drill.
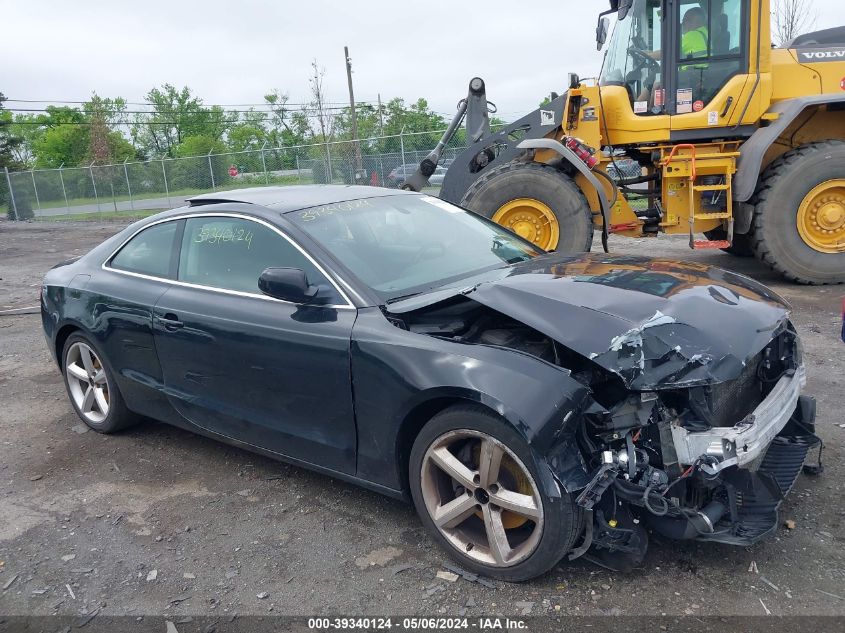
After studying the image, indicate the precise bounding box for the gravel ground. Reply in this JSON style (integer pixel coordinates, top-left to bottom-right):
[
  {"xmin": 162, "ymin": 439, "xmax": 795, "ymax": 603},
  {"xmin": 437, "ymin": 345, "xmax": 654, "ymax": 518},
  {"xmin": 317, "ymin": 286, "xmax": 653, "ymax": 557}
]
[{"xmin": 1, "ymin": 218, "xmax": 844, "ymax": 621}]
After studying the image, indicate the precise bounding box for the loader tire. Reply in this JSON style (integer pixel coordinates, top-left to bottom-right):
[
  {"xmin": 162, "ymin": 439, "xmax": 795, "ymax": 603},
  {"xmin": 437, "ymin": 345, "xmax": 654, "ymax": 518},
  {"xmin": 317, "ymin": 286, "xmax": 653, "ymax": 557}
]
[
  {"xmin": 703, "ymin": 228, "xmax": 754, "ymax": 256},
  {"xmin": 751, "ymin": 141, "xmax": 845, "ymax": 284},
  {"xmin": 460, "ymin": 162, "xmax": 594, "ymax": 252}
]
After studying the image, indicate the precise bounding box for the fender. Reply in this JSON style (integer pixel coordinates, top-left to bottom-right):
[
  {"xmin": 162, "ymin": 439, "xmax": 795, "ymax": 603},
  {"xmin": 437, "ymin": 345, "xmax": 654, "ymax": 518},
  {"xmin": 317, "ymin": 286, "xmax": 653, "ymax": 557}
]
[
  {"xmin": 516, "ymin": 138, "xmax": 614, "ymax": 252},
  {"xmin": 350, "ymin": 307, "xmax": 595, "ymax": 493},
  {"xmin": 734, "ymin": 94, "xmax": 845, "ymax": 202}
]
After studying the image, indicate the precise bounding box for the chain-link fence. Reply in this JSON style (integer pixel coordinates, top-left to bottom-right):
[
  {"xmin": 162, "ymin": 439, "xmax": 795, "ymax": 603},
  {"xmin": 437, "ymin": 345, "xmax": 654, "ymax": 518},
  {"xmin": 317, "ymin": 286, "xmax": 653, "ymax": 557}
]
[{"xmin": 2, "ymin": 127, "xmax": 493, "ymax": 220}]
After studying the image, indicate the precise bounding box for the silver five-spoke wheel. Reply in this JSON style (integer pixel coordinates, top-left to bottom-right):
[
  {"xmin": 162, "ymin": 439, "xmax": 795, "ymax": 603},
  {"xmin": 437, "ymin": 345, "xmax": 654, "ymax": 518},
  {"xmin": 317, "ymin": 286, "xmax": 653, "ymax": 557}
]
[
  {"xmin": 420, "ymin": 429, "xmax": 544, "ymax": 568},
  {"xmin": 65, "ymin": 341, "xmax": 110, "ymax": 424}
]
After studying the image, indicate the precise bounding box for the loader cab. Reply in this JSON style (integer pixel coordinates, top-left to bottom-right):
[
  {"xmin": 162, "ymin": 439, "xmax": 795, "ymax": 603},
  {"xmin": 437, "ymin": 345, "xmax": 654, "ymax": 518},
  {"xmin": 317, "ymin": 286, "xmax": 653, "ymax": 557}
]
[{"xmin": 599, "ymin": 0, "xmax": 748, "ymax": 116}]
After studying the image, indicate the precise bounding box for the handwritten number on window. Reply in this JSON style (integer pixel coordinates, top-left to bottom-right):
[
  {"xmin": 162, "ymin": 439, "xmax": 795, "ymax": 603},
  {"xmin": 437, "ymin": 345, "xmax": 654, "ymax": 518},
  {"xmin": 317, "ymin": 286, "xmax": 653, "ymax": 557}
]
[{"xmin": 194, "ymin": 225, "xmax": 254, "ymax": 249}]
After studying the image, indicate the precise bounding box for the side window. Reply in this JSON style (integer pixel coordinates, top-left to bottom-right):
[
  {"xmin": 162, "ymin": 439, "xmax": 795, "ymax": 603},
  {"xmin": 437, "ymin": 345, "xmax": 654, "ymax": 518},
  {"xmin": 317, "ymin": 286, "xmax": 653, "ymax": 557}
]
[
  {"xmin": 676, "ymin": 0, "xmax": 744, "ymax": 111},
  {"xmin": 110, "ymin": 221, "xmax": 178, "ymax": 278},
  {"xmin": 178, "ymin": 217, "xmax": 334, "ymax": 300}
]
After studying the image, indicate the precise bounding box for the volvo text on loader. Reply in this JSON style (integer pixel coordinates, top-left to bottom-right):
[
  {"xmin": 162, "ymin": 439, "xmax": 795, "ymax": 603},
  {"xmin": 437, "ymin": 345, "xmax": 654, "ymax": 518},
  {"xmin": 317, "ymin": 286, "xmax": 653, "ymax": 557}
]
[{"xmin": 403, "ymin": 0, "xmax": 845, "ymax": 284}]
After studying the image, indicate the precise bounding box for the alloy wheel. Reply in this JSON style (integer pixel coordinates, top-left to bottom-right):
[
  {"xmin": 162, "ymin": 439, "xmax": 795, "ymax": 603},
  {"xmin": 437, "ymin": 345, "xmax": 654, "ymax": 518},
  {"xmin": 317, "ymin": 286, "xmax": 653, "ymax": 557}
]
[
  {"xmin": 65, "ymin": 342, "xmax": 110, "ymax": 424},
  {"xmin": 419, "ymin": 429, "xmax": 544, "ymax": 567}
]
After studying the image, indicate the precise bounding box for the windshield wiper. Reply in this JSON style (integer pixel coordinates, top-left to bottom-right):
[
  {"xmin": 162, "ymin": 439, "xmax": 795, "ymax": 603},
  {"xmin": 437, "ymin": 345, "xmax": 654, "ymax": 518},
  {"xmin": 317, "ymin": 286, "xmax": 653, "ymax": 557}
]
[{"xmin": 385, "ymin": 291, "xmax": 425, "ymax": 305}]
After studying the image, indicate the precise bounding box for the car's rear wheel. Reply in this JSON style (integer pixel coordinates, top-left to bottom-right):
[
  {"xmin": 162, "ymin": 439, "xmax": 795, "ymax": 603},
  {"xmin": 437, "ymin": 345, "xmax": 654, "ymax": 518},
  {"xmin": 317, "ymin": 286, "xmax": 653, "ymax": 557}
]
[
  {"xmin": 62, "ymin": 333, "xmax": 138, "ymax": 433},
  {"xmin": 409, "ymin": 404, "xmax": 581, "ymax": 581}
]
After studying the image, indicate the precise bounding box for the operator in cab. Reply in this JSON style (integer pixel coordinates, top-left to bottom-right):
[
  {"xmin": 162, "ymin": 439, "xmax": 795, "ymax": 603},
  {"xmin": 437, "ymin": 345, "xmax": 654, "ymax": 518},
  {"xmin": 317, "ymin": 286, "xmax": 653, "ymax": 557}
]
[
  {"xmin": 680, "ymin": 7, "xmax": 709, "ymax": 63},
  {"xmin": 644, "ymin": 6, "xmax": 710, "ymax": 61}
]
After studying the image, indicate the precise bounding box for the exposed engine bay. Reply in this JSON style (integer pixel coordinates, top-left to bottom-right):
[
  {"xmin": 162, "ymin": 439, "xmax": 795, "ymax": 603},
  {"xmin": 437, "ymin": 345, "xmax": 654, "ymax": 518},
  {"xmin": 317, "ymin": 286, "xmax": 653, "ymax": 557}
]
[{"xmin": 387, "ymin": 294, "xmax": 823, "ymax": 570}]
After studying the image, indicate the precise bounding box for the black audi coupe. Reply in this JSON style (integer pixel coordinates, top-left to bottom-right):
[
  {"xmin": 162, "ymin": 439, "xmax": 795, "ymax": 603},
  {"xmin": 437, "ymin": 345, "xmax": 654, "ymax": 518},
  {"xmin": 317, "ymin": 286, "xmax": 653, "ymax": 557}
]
[{"xmin": 41, "ymin": 185, "xmax": 820, "ymax": 581}]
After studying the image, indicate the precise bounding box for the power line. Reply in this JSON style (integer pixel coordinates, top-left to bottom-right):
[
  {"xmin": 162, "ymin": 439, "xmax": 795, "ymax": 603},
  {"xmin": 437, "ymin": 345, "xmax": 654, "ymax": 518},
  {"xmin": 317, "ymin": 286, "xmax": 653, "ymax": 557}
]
[
  {"xmin": 3, "ymin": 98, "xmax": 380, "ymax": 110},
  {"xmin": 7, "ymin": 119, "xmax": 245, "ymax": 126},
  {"xmin": 5, "ymin": 105, "xmax": 371, "ymax": 115}
]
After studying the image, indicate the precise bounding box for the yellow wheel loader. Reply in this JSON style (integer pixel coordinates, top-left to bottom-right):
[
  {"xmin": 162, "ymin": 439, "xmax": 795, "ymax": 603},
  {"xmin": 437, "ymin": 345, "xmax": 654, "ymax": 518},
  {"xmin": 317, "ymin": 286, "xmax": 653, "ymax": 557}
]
[{"xmin": 403, "ymin": 0, "xmax": 845, "ymax": 284}]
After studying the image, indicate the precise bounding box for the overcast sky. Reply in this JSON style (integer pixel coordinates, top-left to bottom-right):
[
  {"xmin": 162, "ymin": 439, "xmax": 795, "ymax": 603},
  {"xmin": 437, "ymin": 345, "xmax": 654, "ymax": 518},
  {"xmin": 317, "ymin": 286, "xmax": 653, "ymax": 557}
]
[{"xmin": 3, "ymin": 0, "xmax": 845, "ymax": 121}]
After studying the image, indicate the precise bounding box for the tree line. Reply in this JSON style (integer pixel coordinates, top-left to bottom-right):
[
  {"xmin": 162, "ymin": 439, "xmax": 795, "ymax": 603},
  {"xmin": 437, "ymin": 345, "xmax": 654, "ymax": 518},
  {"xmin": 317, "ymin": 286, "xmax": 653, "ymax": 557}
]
[{"xmin": 0, "ymin": 63, "xmax": 466, "ymax": 172}]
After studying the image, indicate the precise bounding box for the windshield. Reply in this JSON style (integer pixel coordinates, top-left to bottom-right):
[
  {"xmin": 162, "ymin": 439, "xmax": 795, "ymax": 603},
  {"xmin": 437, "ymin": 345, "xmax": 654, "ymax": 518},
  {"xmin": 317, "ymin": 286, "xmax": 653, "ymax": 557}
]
[
  {"xmin": 288, "ymin": 195, "xmax": 542, "ymax": 302},
  {"xmin": 600, "ymin": 0, "xmax": 663, "ymax": 115}
]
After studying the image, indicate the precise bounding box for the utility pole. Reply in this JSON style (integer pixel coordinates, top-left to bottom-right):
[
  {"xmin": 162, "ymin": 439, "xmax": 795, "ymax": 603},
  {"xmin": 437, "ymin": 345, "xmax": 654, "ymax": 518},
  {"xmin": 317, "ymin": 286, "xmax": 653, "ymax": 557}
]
[
  {"xmin": 377, "ymin": 93, "xmax": 384, "ymax": 136},
  {"xmin": 344, "ymin": 46, "xmax": 363, "ymax": 177}
]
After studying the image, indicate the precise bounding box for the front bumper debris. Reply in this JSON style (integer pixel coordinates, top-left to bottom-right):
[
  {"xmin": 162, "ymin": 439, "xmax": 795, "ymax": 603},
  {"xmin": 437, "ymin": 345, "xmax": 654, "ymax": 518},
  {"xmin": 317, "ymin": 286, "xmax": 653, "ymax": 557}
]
[{"xmin": 670, "ymin": 365, "xmax": 806, "ymax": 472}]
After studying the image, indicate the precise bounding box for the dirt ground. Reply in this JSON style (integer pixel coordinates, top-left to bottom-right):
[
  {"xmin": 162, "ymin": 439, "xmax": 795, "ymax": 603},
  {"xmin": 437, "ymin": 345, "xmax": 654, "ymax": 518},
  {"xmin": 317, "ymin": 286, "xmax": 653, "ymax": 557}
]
[{"xmin": 1, "ymin": 218, "xmax": 844, "ymax": 621}]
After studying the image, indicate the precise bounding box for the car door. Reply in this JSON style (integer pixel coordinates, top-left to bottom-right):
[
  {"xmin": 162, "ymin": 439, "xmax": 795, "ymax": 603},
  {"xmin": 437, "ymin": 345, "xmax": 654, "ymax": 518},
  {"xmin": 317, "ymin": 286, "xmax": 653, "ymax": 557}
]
[
  {"xmin": 96, "ymin": 218, "xmax": 184, "ymax": 423},
  {"xmin": 152, "ymin": 213, "xmax": 358, "ymax": 474}
]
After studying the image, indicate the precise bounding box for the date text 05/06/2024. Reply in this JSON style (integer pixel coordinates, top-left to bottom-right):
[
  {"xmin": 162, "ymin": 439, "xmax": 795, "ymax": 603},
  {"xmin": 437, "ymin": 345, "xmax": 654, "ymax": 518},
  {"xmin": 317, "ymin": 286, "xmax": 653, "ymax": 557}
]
[{"xmin": 307, "ymin": 617, "xmax": 528, "ymax": 630}]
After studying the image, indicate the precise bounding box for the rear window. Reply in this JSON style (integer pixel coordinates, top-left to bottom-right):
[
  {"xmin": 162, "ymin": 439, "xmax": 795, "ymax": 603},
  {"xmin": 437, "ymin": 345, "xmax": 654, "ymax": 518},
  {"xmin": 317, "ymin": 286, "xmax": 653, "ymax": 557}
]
[{"xmin": 110, "ymin": 221, "xmax": 178, "ymax": 278}]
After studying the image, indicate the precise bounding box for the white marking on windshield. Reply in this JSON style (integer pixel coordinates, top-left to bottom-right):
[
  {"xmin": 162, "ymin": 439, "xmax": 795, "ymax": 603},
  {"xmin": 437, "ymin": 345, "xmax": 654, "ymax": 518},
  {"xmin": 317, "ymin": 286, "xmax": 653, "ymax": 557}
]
[{"xmin": 420, "ymin": 196, "xmax": 462, "ymax": 213}]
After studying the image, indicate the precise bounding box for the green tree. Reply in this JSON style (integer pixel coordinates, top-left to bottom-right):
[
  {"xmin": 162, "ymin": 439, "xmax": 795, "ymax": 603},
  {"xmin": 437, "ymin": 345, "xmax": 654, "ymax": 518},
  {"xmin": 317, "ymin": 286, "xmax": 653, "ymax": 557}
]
[
  {"xmin": 170, "ymin": 135, "xmax": 228, "ymax": 190},
  {"xmin": 264, "ymin": 90, "xmax": 309, "ymax": 148},
  {"xmin": 32, "ymin": 124, "xmax": 89, "ymax": 168},
  {"xmin": 1, "ymin": 92, "xmax": 27, "ymax": 218},
  {"xmin": 131, "ymin": 84, "xmax": 231, "ymax": 158},
  {"xmin": 175, "ymin": 135, "xmax": 227, "ymax": 158},
  {"xmin": 383, "ymin": 98, "xmax": 445, "ymax": 134},
  {"xmin": 228, "ymin": 108, "xmax": 267, "ymax": 153},
  {"xmin": 0, "ymin": 93, "xmax": 23, "ymax": 169},
  {"xmin": 29, "ymin": 107, "xmax": 88, "ymax": 168},
  {"xmin": 25, "ymin": 100, "xmax": 134, "ymax": 168},
  {"xmin": 6, "ymin": 113, "xmax": 44, "ymax": 166},
  {"xmin": 380, "ymin": 97, "xmax": 446, "ymax": 151},
  {"xmin": 263, "ymin": 91, "xmax": 310, "ymax": 170},
  {"xmin": 86, "ymin": 94, "xmax": 133, "ymax": 165},
  {"xmin": 334, "ymin": 103, "xmax": 382, "ymax": 142}
]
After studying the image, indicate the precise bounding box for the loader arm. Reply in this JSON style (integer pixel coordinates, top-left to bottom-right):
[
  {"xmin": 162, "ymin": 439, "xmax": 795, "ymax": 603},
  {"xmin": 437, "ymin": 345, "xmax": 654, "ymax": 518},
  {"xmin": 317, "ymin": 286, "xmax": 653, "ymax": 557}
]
[{"xmin": 401, "ymin": 77, "xmax": 491, "ymax": 192}]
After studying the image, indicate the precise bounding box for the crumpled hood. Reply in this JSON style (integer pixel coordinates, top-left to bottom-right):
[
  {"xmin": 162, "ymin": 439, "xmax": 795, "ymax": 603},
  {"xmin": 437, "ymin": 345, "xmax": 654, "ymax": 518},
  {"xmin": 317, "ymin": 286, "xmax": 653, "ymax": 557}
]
[{"xmin": 427, "ymin": 253, "xmax": 790, "ymax": 390}]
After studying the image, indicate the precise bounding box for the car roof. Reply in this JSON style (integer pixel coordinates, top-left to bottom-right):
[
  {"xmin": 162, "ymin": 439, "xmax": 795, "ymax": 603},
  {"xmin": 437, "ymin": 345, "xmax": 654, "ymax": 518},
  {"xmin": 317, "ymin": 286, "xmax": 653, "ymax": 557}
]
[{"xmin": 187, "ymin": 185, "xmax": 418, "ymax": 214}]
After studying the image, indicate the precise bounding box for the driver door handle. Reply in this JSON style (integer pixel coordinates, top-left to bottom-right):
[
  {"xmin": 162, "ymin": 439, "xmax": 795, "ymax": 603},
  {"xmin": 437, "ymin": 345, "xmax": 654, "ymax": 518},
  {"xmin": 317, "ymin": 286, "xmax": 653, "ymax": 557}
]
[{"xmin": 156, "ymin": 312, "xmax": 184, "ymax": 331}]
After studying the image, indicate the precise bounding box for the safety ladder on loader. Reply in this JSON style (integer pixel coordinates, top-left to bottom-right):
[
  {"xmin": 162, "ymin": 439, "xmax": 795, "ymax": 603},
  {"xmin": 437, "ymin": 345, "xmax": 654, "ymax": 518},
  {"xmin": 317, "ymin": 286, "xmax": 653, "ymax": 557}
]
[{"xmin": 662, "ymin": 144, "xmax": 739, "ymax": 250}]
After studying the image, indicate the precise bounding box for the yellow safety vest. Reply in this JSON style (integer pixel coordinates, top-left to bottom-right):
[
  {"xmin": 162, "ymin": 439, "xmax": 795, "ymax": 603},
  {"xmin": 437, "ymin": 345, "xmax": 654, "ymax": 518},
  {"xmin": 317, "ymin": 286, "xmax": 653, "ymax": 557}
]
[{"xmin": 681, "ymin": 26, "xmax": 709, "ymax": 58}]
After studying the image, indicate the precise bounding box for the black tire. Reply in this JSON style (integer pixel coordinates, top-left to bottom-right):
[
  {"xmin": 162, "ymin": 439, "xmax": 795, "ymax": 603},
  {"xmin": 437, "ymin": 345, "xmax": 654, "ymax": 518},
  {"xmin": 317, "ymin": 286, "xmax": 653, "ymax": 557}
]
[
  {"xmin": 751, "ymin": 141, "xmax": 845, "ymax": 284},
  {"xmin": 703, "ymin": 228, "xmax": 754, "ymax": 256},
  {"xmin": 61, "ymin": 333, "xmax": 138, "ymax": 433},
  {"xmin": 409, "ymin": 404, "xmax": 582, "ymax": 582},
  {"xmin": 460, "ymin": 162, "xmax": 594, "ymax": 252}
]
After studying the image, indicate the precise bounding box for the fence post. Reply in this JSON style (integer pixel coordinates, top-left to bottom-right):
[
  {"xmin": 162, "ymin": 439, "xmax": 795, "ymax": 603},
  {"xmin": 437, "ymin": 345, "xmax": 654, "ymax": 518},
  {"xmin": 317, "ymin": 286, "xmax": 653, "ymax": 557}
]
[
  {"xmin": 89, "ymin": 162, "xmax": 101, "ymax": 213},
  {"xmin": 58, "ymin": 163, "xmax": 69, "ymax": 212},
  {"xmin": 30, "ymin": 169, "xmax": 41, "ymax": 211},
  {"xmin": 161, "ymin": 159, "xmax": 171, "ymax": 206},
  {"xmin": 208, "ymin": 151, "xmax": 216, "ymax": 190},
  {"xmin": 260, "ymin": 142, "xmax": 269, "ymax": 185},
  {"xmin": 326, "ymin": 142, "xmax": 333, "ymax": 183},
  {"xmin": 400, "ymin": 126, "xmax": 406, "ymax": 170},
  {"xmin": 108, "ymin": 164, "xmax": 118, "ymax": 213},
  {"xmin": 4, "ymin": 166, "xmax": 19, "ymax": 220},
  {"xmin": 123, "ymin": 158, "xmax": 134, "ymax": 210}
]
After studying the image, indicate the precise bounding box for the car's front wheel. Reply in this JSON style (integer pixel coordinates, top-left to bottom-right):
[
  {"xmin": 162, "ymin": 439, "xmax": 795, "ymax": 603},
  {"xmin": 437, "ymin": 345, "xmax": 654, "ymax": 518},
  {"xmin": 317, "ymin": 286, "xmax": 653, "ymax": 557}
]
[
  {"xmin": 62, "ymin": 333, "xmax": 138, "ymax": 433},
  {"xmin": 409, "ymin": 404, "xmax": 582, "ymax": 581}
]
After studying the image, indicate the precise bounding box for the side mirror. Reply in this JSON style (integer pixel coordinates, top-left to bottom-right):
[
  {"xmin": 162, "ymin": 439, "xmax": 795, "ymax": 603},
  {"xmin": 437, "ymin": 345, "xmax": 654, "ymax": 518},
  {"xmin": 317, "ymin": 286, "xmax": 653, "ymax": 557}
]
[
  {"xmin": 596, "ymin": 16, "xmax": 610, "ymax": 50},
  {"xmin": 258, "ymin": 267, "xmax": 318, "ymax": 303}
]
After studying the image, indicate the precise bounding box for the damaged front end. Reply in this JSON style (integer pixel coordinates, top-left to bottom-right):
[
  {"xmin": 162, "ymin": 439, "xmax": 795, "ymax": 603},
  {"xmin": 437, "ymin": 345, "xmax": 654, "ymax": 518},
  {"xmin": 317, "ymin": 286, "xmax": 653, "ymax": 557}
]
[
  {"xmin": 569, "ymin": 322, "xmax": 820, "ymax": 569},
  {"xmin": 385, "ymin": 253, "xmax": 822, "ymax": 569}
]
